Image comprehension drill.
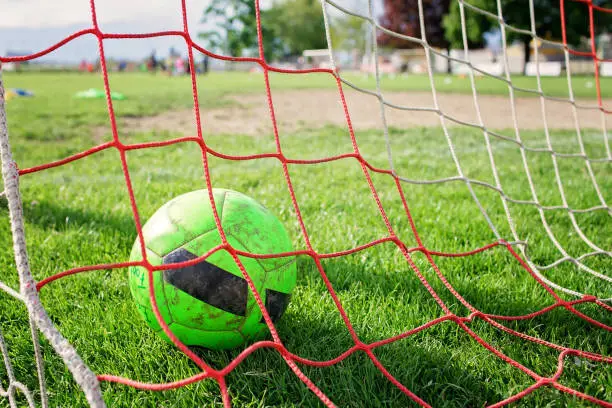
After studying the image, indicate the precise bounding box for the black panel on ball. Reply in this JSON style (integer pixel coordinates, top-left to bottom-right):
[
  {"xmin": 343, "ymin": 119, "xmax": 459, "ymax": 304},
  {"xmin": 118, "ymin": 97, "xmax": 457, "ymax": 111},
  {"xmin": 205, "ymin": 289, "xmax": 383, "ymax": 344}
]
[
  {"xmin": 163, "ymin": 248, "xmax": 248, "ymax": 316},
  {"xmin": 260, "ymin": 289, "xmax": 291, "ymax": 324}
]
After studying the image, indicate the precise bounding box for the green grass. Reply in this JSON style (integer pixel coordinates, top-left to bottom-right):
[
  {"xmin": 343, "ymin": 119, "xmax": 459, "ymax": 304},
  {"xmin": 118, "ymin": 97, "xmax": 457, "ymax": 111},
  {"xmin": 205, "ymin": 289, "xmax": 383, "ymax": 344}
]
[
  {"xmin": 3, "ymin": 70, "xmax": 609, "ymax": 144},
  {"xmin": 3, "ymin": 70, "xmax": 610, "ymax": 141},
  {"xmin": 0, "ymin": 71, "xmax": 610, "ymax": 408}
]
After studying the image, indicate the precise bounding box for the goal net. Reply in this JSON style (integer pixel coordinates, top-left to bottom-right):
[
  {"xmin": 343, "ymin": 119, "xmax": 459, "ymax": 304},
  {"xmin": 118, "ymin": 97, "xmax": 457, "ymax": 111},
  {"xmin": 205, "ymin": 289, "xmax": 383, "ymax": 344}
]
[{"xmin": 0, "ymin": 0, "xmax": 610, "ymax": 407}]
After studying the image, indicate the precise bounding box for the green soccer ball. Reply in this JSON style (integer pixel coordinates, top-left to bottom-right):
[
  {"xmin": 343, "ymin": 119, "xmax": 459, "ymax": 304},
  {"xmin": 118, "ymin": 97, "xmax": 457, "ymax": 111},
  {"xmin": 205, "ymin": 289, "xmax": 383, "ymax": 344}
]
[{"xmin": 128, "ymin": 189, "xmax": 296, "ymax": 350}]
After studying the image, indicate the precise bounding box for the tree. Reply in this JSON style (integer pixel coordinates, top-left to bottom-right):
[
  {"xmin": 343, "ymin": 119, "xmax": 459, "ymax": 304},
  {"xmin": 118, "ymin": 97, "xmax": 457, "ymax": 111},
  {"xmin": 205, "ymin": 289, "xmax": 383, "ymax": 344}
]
[
  {"xmin": 442, "ymin": 0, "xmax": 612, "ymax": 74},
  {"xmin": 378, "ymin": 0, "xmax": 450, "ymax": 48},
  {"xmin": 200, "ymin": 0, "xmax": 327, "ymax": 61},
  {"xmin": 265, "ymin": 0, "xmax": 328, "ymax": 56},
  {"xmin": 199, "ymin": 0, "xmax": 282, "ymax": 61},
  {"xmin": 441, "ymin": 0, "xmax": 492, "ymax": 50},
  {"xmin": 378, "ymin": 0, "xmax": 451, "ymax": 71},
  {"xmin": 331, "ymin": 15, "xmax": 368, "ymax": 52},
  {"xmin": 329, "ymin": 15, "xmax": 369, "ymax": 69}
]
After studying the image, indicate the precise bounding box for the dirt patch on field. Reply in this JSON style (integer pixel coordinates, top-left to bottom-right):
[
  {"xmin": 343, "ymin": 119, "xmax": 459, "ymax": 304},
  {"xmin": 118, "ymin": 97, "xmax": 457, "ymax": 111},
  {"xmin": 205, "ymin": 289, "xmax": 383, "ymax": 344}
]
[{"xmin": 117, "ymin": 90, "xmax": 610, "ymax": 137}]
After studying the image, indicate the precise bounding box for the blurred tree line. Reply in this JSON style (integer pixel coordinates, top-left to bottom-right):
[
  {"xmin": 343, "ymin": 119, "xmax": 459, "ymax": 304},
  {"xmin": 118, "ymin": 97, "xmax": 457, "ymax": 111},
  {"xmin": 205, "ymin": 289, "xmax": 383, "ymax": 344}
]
[
  {"xmin": 200, "ymin": 0, "xmax": 612, "ymax": 72},
  {"xmin": 199, "ymin": 0, "xmax": 327, "ymax": 61},
  {"xmin": 440, "ymin": 0, "xmax": 612, "ymax": 72}
]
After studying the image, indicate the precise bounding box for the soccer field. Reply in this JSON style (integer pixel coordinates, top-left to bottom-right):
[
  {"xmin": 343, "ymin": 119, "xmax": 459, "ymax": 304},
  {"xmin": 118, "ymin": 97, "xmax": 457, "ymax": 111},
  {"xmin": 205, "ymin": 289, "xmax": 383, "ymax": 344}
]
[{"xmin": 0, "ymin": 71, "xmax": 610, "ymax": 407}]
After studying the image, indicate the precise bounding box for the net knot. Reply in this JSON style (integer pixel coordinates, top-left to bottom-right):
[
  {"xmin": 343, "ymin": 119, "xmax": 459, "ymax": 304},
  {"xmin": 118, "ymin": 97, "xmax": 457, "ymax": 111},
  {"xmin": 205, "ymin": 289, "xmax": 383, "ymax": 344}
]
[
  {"xmin": 448, "ymin": 313, "xmax": 466, "ymax": 324},
  {"xmin": 114, "ymin": 141, "xmax": 126, "ymax": 151},
  {"xmin": 538, "ymin": 377, "xmax": 555, "ymax": 386},
  {"xmin": 354, "ymin": 342, "xmax": 369, "ymax": 352}
]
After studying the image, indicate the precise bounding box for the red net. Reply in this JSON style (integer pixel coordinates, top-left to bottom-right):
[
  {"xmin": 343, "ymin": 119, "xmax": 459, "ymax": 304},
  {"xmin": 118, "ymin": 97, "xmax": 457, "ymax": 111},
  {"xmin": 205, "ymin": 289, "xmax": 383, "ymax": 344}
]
[
  {"xmin": 1, "ymin": 0, "xmax": 611, "ymax": 407},
  {"xmin": 561, "ymin": 0, "xmax": 612, "ymax": 114}
]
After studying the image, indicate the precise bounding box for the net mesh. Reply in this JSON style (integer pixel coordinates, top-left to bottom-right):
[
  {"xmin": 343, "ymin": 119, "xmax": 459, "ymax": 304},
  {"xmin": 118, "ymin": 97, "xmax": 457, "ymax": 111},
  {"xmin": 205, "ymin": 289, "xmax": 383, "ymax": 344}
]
[{"xmin": 0, "ymin": 0, "xmax": 610, "ymax": 407}]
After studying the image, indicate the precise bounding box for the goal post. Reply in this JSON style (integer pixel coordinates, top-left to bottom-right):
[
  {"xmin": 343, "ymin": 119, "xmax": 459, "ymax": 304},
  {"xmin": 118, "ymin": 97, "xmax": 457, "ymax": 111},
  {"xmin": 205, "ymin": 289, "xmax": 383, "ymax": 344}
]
[
  {"xmin": 0, "ymin": 72, "xmax": 105, "ymax": 408},
  {"xmin": 0, "ymin": 0, "xmax": 610, "ymax": 406}
]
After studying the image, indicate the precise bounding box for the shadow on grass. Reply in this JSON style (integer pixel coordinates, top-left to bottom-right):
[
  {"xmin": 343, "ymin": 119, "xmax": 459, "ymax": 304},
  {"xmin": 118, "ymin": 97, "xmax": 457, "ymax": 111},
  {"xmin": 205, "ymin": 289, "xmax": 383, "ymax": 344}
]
[
  {"xmin": 186, "ymin": 255, "xmax": 542, "ymax": 407},
  {"xmin": 22, "ymin": 200, "xmax": 136, "ymax": 236},
  {"xmin": 213, "ymin": 254, "xmax": 611, "ymax": 407}
]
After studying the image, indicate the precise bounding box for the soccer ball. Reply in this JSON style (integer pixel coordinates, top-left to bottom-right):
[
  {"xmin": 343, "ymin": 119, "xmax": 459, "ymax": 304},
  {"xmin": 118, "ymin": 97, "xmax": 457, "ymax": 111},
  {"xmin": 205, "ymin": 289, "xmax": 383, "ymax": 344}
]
[{"xmin": 128, "ymin": 189, "xmax": 296, "ymax": 350}]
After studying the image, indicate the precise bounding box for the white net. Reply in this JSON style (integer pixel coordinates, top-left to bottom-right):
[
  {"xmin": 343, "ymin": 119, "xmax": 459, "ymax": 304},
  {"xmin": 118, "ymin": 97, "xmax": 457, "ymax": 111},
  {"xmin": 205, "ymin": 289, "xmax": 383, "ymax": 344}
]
[{"xmin": 322, "ymin": 0, "xmax": 611, "ymax": 300}]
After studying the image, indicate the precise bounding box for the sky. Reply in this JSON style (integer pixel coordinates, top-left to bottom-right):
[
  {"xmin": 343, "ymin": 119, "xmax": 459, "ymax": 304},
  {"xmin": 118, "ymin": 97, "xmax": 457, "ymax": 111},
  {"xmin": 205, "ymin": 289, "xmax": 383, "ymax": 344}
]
[
  {"xmin": 0, "ymin": 0, "xmax": 375, "ymax": 63},
  {"xmin": 0, "ymin": 0, "xmax": 218, "ymax": 62},
  {"xmin": 0, "ymin": 0, "xmax": 204, "ymax": 28}
]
